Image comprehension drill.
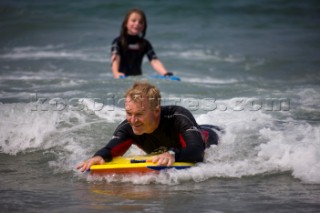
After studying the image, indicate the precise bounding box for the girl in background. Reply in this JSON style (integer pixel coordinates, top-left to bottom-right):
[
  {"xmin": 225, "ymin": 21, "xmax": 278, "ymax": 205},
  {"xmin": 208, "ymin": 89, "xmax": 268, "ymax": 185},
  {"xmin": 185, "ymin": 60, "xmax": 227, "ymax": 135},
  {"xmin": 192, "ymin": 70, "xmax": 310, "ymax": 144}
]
[{"xmin": 111, "ymin": 8, "xmax": 173, "ymax": 79}]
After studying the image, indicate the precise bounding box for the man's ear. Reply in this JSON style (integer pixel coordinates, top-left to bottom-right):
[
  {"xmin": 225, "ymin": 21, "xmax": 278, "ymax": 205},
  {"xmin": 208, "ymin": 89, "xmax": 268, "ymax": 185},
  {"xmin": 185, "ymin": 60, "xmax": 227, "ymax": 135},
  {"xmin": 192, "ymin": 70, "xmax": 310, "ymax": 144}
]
[{"xmin": 154, "ymin": 105, "xmax": 161, "ymax": 114}]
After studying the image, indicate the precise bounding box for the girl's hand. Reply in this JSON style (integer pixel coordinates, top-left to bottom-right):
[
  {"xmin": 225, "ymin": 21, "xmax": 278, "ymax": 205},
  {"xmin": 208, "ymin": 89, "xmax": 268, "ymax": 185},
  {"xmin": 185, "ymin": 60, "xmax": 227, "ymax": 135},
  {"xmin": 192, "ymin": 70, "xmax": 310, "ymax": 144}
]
[{"xmin": 117, "ymin": 73, "xmax": 126, "ymax": 79}]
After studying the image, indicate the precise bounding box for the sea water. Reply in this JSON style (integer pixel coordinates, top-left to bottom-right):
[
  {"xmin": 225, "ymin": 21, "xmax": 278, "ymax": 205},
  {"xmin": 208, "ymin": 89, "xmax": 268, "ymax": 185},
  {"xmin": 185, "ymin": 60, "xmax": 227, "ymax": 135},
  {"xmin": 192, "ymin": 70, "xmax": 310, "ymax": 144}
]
[{"xmin": 0, "ymin": 0, "xmax": 320, "ymax": 212}]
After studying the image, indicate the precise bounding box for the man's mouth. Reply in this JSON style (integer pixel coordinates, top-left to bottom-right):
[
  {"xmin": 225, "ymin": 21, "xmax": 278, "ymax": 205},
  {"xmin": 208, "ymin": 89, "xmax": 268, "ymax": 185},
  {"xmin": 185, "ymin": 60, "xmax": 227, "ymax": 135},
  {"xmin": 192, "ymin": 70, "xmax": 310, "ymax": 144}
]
[{"xmin": 132, "ymin": 123, "xmax": 142, "ymax": 128}]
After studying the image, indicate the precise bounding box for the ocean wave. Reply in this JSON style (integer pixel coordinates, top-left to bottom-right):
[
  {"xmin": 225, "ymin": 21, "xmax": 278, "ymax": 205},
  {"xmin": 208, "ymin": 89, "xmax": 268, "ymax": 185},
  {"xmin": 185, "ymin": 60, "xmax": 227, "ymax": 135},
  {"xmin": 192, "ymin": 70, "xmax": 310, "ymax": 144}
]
[
  {"xmin": 183, "ymin": 76, "xmax": 239, "ymax": 84},
  {"xmin": 1, "ymin": 96, "xmax": 319, "ymax": 184},
  {"xmin": 81, "ymin": 99, "xmax": 319, "ymax": 185},
  {"xmin": 0, "ymin": 45, "xmax": 106, "ymax": 62},
  {"xmin": 79, "ymin": 98, "xmax": 125, "ymax": 122},
  {"xmin": 162, "ymin": 49, "xmax": 246, "ymax": 63},
  {"xmin": 0, "ymin": 102, "xmax": 94, "ymax": 155}
]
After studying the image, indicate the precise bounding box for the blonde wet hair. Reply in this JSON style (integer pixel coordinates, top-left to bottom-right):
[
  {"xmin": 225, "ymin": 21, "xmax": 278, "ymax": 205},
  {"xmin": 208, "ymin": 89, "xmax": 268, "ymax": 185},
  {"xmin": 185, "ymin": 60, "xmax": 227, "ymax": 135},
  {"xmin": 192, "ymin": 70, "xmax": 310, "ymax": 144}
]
[{"xmin": 125, "ymin": 81, "xmax": 161, "ymax": 110}]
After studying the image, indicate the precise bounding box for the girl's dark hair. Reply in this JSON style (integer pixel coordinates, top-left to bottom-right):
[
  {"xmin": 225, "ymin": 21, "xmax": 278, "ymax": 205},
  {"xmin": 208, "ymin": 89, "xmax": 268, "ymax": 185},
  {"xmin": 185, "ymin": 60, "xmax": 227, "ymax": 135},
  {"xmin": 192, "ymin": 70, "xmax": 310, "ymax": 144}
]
[{"xmin": 119, "ymin": 8, "xmax": 147, "ymax": 53}]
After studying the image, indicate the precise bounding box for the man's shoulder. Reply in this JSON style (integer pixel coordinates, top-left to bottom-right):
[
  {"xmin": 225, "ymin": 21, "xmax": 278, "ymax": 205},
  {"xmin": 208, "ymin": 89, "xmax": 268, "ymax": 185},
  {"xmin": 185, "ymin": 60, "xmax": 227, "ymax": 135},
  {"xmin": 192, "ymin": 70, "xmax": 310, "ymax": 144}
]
[
  {"xmin": 161, "ymin": 105, "xmax": 191, "ymax": 115},
  {"xmin": 114, "ymin": 120, "xmax": 131, "ymax": 133},
  {"xmin": 161, "ymin": 105, "xmax": 198, "ymax": 128}
]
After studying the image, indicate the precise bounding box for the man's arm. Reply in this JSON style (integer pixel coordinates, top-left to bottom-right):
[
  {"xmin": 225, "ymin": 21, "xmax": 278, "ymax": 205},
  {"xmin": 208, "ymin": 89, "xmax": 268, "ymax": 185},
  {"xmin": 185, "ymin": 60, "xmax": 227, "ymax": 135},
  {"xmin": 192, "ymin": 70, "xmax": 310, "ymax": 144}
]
[
  {"xmin": 170, "ymin": 107, "xmax": 205, "ymax": 163},
  {"xmin": 93, "ymin": 137, "xmax": 133, "ymax": 161},
  {"xmin": 76, "ymin": 122, "xmax": 133, "ymax": 172},
  {"xmin": 174, "ymin": 130, "xmax": 205, "ymax": 162},
  {"xmin": 151, "ymin": 129, "xmax": 204, "ymax": 166}
]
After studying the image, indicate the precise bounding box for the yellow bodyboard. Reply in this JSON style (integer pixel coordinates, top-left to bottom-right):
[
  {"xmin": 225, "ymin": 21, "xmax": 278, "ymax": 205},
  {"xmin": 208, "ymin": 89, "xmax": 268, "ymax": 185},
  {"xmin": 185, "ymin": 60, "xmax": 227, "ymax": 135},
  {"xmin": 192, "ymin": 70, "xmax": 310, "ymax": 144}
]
[{"xmin": 90, "ymin": 156, "xmax": 194, "ymax": 175}]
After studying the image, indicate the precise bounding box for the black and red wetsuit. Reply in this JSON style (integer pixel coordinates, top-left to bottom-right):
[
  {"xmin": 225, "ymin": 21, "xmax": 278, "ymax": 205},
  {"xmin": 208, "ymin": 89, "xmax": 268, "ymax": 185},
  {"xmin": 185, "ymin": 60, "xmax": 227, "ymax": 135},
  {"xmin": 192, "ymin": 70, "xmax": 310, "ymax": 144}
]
[
  {"xmin": 111, "ymin": 35, "xmax": 157, "ymax": 76},
  {"xmin": 94, "ymin": 105, "xmax": 219, "ymax": 163}
]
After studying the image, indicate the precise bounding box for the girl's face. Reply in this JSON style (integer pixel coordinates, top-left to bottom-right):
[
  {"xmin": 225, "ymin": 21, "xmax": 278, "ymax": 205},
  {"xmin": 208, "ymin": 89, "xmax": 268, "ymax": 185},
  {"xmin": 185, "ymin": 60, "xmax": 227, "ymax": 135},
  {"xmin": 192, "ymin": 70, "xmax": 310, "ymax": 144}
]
[{"xmin": 126, "ymin": 12, "xmax": 145, "ymax": 36}]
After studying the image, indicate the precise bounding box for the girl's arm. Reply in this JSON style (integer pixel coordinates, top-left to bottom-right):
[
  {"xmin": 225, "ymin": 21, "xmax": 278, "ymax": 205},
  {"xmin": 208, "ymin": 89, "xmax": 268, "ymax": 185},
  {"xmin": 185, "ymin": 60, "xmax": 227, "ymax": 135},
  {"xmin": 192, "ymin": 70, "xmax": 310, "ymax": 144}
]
[
  {"xmin": 111, "ymin": 54, "xmax": 125, "ymax": 79},
  {"xmin": 150, "ymin": 58, "xmax": 171, "ymax": 76}
]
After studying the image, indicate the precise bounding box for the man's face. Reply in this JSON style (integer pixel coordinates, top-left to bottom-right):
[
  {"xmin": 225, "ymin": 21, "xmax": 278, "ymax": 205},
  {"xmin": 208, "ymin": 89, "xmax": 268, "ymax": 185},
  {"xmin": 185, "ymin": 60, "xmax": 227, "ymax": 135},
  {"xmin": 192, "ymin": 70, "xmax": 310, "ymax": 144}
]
[{"xmin": 125, "ymin": 96, "xmax": 160, "ymax": 135}]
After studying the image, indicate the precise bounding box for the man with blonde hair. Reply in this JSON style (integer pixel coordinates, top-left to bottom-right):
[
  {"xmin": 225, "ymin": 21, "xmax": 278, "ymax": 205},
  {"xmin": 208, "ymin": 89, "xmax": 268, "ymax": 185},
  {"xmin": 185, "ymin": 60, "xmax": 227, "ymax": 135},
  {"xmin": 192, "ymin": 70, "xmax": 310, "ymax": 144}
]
[{"xmin": 77, "ymin": 81, "xmax": 219, "ymax": 172}]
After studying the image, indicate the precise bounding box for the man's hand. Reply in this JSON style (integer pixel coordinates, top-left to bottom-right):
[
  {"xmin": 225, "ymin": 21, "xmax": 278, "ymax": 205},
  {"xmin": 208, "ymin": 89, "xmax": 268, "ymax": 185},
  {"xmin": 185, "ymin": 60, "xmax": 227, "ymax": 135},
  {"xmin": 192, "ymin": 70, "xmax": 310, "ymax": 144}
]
[
  {"xmin": 76, "ymin": 156, "xmax": 105, "ymax": 172},
  {"xmin": 152, "ymin": 151, "xmax": 175, "ymax": 166}
]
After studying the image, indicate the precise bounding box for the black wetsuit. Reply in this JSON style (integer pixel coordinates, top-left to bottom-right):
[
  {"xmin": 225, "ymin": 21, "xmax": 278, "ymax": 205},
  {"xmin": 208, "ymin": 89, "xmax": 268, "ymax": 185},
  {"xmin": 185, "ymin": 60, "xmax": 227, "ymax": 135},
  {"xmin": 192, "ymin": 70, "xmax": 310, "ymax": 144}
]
[
  {"xmin": 111, "ymin": 35, "xmax": 157, "ymax": 76},
  {"xmin": 94, "ymin": 105, "xmax": 219, "ymax": 163}
]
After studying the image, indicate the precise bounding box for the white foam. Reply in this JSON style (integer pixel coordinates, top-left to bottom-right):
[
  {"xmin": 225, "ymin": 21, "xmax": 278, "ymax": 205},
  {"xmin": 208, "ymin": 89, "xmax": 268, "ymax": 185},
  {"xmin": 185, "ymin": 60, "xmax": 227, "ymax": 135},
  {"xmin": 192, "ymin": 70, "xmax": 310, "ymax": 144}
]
[
  {"xmin": 0, "ymin": 102, "xmax": 88, "ymax": 155},
  {"xmin": 183, "ymin": 76, "xmax": 239, "ymax": 84},
  {"xmin": 296, "ymin": 88, "xmax": 320, "ymax": 112},
  {"xmin": 258, "ymin": 123, "xmax": 320, "ymax": 184},
  {"xmin": 0, "ymin": 45, "xmax": 106, "ymax": 62},
  {"xmin": 163, "ymin": 49, "xmax": 245, "ymax": 63},
  {"xmin": 79, "ymin": 98, "xmax": 125, "ymax": 122},
  {"xmin": 197, "ymin": 108, "xmax": 320, "ymax": 184},
  {"xmin": 1, "ymin": 103, "xmax": 55, "ymax": 154}
]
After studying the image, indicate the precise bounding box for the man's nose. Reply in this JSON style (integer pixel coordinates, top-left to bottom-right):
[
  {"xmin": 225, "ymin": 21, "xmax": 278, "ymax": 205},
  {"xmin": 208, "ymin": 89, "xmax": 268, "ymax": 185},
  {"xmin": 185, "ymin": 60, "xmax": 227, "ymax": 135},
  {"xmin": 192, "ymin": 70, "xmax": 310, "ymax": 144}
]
[{"xmin": 130, "ymin": 115, "xmax": 137, "ymax": 123}]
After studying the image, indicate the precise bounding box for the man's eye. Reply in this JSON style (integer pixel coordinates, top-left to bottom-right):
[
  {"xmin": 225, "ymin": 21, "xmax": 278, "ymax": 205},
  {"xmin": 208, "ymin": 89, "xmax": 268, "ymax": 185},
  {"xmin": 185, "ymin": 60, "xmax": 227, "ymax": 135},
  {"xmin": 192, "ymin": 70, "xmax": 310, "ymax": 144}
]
[{"xmin": 137, "ymin": 112, "xmax": 144, "ymax": 117}]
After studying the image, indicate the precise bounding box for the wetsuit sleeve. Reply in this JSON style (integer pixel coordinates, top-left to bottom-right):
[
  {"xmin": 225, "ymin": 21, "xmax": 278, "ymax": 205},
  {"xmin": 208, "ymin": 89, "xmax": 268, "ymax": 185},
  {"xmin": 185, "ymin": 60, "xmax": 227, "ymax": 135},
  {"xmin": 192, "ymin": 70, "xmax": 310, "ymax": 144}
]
[
  {"xmin": 144, "ymin": 40, "xmax": 158, "ymax": 61},
  {"xmin": 93, "ymin": 121, "xmax": 133, "ymax": 162},
  {"xmin": 174, "ymin": 129, "xmax": 204, "ymax": 162},
  {"xmin": 171, "ymin": 109, "xmax": 205, "ymax": 162},
  {"xmin": 111, "ymin": 37, "xmax": 120, "ymax": 55}
]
